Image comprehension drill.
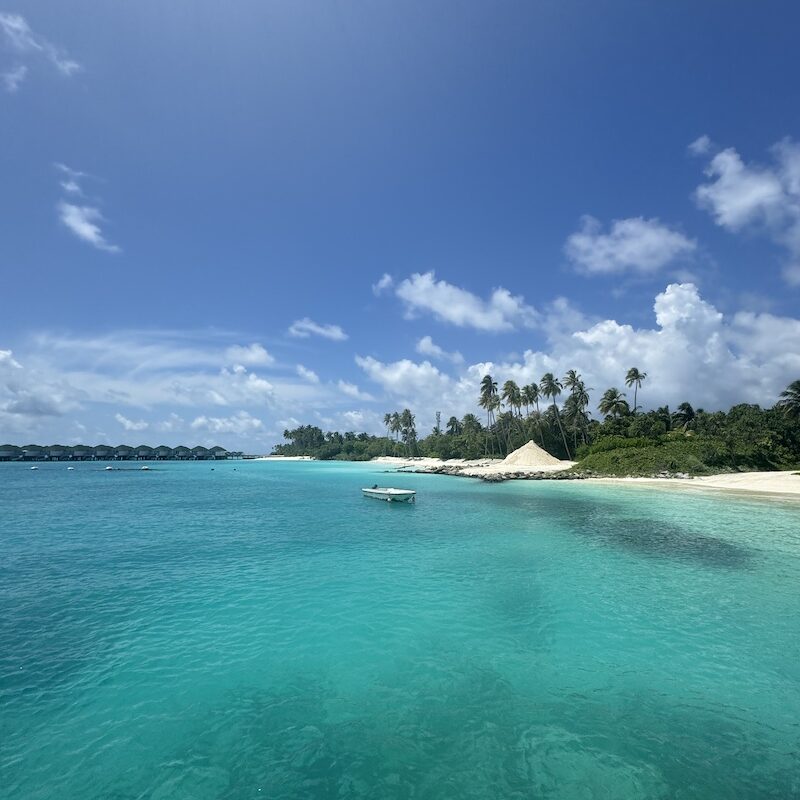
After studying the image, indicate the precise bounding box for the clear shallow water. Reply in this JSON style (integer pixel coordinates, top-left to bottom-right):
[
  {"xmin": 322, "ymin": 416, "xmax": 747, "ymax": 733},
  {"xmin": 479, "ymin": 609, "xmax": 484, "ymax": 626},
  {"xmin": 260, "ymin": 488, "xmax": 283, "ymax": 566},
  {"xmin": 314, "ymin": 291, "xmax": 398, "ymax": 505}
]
[{"xmin": 1, "ymin": 461, "xmax": 799, "ymax": 800}]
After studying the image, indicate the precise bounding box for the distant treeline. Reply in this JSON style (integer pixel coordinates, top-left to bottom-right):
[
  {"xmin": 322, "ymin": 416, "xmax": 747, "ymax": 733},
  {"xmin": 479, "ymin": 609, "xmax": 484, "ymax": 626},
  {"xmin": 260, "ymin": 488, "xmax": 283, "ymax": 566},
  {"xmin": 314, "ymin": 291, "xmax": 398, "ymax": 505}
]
[{"xmin": 273, "ymin": 377, "xmax": 800, "ymax": 475}]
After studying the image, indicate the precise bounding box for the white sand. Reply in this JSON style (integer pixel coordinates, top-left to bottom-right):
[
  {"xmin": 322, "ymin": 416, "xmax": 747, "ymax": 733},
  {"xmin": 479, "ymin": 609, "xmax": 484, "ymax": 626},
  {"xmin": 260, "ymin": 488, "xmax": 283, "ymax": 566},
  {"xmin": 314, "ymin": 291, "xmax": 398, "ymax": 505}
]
[
  {"xmin": 254, "ymin": 455, "xmax": 315, "ymax": 461},
  {"xmin": 372, "ymin": 453, "xmax": 800, "ymax": 499},
  {"xmin": 591, "ymin": 471, "xmax": 800, "ymax": 498},
  {"xmin": 372, "ymin": 442, "xmax": 575, "ymax": 477},
  {"xmin": 501, "ymin": 440, "xmax": 563, "ymax": 467}
]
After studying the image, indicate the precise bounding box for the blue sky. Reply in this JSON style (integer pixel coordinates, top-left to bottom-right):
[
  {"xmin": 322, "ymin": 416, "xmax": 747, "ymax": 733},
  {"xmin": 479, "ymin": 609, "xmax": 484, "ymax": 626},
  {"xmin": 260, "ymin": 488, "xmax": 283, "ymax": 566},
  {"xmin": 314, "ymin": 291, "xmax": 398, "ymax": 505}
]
[{"xmin": 2, "ymin": 1, "xmax": 800, "ymax": 449}]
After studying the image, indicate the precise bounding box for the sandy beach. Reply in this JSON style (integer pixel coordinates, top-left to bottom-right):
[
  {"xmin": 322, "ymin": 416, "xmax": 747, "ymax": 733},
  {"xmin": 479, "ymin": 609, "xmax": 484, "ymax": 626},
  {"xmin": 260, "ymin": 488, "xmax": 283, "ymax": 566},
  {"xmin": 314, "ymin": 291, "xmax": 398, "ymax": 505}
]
[
  {"xmin": 372, "ymin": 456, "xmax": 800, "ymax": 498},
  {"xmin": 590, "ymin": 471, "xmax": 800, "ymax": 499}
]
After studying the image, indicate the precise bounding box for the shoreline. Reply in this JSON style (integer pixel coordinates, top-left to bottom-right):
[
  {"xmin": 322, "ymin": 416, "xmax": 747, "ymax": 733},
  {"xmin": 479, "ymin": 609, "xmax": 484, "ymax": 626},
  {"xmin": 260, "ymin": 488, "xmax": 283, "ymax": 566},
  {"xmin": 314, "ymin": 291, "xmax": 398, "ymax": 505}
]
[{"xmin": 370, "ymin": 457, "xmax": 800, "ymax": 499}]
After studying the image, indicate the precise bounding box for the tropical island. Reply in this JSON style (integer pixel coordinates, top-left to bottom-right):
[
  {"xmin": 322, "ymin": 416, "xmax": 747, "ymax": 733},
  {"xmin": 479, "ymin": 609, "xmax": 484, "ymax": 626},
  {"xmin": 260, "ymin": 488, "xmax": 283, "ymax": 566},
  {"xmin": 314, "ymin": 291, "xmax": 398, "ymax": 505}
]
[{"xmin": 273, "ymin": 371, "xmax": 800, "ymax": 483}]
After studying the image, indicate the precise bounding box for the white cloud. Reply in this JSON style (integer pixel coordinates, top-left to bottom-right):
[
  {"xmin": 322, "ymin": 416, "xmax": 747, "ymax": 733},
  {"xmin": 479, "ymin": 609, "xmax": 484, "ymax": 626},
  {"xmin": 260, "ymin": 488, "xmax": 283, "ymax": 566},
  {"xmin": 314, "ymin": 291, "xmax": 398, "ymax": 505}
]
[
  {"xmin": 695, "ymin": 139, "xmax": 800, "ymax": 285},
  {"xmin": 416, "ymin": 335, "xmax": 464, "ymax": 364},
  {"xmin": 225, "ymin": 343, "xmax": 274, "ymax": 366},
  {"xmin": 355, "ymin": 355, "xmax": 454, "ymax": 407},
  {"xmin": 1, "ymin": 63, "xmax": 26, "ymax": 92},
  {"xmin": 337, "ymin": 380, "xmax": 374, "ymax": 401},
  {"xmin": 296, "ymin": 364, "xmax": 320, "ymax": 383},
  {"xmin": 288, "ymin": 317, "xmax": 348, "ymax": 341},
  {"xmin": 688, "ymin": 135, "xmax": 712, "ymax": 156},
  {"xmin": 565, "ymin": 215, "xmax": 696, "ymax": 275},
  {"xmin": 190, "ymin": 410, "xmax": 264, "ymax": 435},
  {"xmin": 157, "ymin": 413, "xmax": 185, "ymax": 433},
  {"xmin": 0, "ymin": 349, "xmax": 22, "ymax": 369},
  {"xmin": 1, "ymin": 347, "xmax": 81, "ymax": 429},
  {"xmin": 354, "ymin": 283, "xmax": 800, "ymax": 427},
  {"xmin": 115, "ymin": 413, "xmax": 149, "ymax": 431},
  {"xmin": 372, "ymin": 273, "xmax": 394, "ymax": 295},
  {"xmin": 396, "ymin": 272, "xmax": 539, "ymax": 332},
  {"xmin": 58, "ymin": 201, "xmax": 120, "ymax": 253},
  {"xmin": 0, "ymin": 13, "xmax": 80, "ymax": 83}
]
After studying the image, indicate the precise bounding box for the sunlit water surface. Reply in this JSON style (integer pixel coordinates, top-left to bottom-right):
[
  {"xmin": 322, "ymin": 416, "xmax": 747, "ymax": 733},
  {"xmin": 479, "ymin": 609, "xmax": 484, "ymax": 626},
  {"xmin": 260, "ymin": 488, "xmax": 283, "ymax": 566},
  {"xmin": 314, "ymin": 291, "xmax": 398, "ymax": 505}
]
[{"xmin": 2, "ymin": 461, "xmax": 799, "ymax": 799}]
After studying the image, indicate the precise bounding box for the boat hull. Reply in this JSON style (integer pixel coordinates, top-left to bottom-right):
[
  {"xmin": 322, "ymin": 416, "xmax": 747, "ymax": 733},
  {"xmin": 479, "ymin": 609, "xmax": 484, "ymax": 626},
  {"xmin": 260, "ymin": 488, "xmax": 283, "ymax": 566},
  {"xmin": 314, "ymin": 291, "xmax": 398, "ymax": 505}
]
[{"xmin": 362, "ymin": 488, "xmax": 416, "ymax": 503}]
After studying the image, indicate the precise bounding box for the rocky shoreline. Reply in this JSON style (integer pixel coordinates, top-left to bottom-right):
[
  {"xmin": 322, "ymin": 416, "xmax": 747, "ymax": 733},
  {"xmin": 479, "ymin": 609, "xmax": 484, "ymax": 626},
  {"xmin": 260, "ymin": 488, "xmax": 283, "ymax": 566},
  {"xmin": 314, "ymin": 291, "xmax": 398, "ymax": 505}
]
[{"xmin": 390, "ymin": 464, "xmax": 693, "ymax": 483}]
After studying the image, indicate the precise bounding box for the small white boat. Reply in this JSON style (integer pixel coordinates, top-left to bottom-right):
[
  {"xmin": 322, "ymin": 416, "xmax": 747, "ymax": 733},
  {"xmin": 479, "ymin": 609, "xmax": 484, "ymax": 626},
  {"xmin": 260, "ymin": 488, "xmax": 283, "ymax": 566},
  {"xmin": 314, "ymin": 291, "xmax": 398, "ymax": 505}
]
[
  {"xmin": 140, "ymin": 465, "xmax": 150, "ymax": 471},
  {"xmin": 67, "ymin": 466, "xmax": 75, "ymax": 470},
  {"xmin": 105, "ymin": 466, "xmax": 114, "ymax": 471},
  {"xmin": 30, "ymin": 466, "xmax": 38, "ymax": 470},
  {"xmin": 362, "ymin": 486, "xmax": 416, "ymax": 503}
]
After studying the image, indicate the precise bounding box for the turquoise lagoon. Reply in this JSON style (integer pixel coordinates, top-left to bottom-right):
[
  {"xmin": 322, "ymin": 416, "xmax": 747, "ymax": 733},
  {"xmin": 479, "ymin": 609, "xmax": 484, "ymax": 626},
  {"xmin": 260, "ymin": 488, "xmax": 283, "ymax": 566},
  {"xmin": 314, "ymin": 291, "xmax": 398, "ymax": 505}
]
[{"xmin": 1, "ymin": 460, "xmax": 799, "ymax": 799}]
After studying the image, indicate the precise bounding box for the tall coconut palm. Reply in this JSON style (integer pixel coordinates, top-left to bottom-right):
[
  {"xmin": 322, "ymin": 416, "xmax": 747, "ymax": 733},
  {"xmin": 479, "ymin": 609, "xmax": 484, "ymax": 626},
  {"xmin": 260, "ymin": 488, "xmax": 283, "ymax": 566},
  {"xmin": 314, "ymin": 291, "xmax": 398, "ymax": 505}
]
[
  {"xmin": 777, "ymin": 379, "xmax": 800, "ymax": 419},
  {"xmin": 598, "ymin": 388, "xmax": 629, "ymax": 419},
  {"xmin": 563, "ymin": 370, "xmax": 582, "ymax": 395},
  {"xmin": 399, "ymin": 408, "xmax": 416, "ymax": 453},
  {"xmin": 390, "ymin": 411, "xmax": 402, "ymax": 454},
  {"xmin": 522, "ymin": 382, "xmax": 546, "ymax": 446},
  {"xmin": 446, "ymin": 415, "xmax": 462, "ymax": 435},
  {"xmin": 522, "ymin": 383, "xmax": 540, "ymax": 417},
  {"xmin": 479, "ymin": 374, "xmax": 499, "ymax": 455},
  {"xmin": 540, "ymin": 372, "xmax": 571, "ymax": 459},
  {"xmin": 501, "ymin": 380, "xmax": 522, "ymax": 416},
  {"xmin": 625, "ymin": 367, "xmax": 647, "ymax": 414},
  {"xmin": 672, "ymin": 402, "xmax": 695, "ymax": 431},
  {"xmin": 571, "ymin": 379, "xmax": 592, "ymax": 446}
]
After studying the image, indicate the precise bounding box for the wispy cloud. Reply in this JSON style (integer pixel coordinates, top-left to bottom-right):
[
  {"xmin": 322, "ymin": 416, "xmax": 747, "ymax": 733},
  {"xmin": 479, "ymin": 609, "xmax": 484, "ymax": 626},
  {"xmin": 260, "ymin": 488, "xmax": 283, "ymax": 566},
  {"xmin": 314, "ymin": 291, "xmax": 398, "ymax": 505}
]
[
  {"xmin": 296, "ymin": 364, "xmax": 320, "ymax": 383},
  {"xmin": 416, "ymin": 335, "xmax": 463, "ymax": 364},
  {"xmin": 694, "ymin": 138, "xmax": 800, "ymax": 286},
  {"xmin": 225, "ymin": 343, "xmax": 274, "ymax": 366},
  {"xmin": 565, "ymin": 216, "xmax": 696, "ymax": 275},
  {"xmin": 58, "ymin": 201, "xmax": 120, "ymax": 253},
  {"xmin": 337, "ymin": 380, "xmax": 374, "ymax": 401},
  {"xmin": 372, "ymin": 273, "xmax": 394, "ymax": 295},
  {"xmin": 288, "ymin": 317, "xmax": 348, "ymax": 341},
  {"xmin": 53, "ymin": 164, "xmax": 121, "ymax": 252},
  {"xmin": 0, "ymin": 12, "xmax": 80, "ymax": 92},
  {"xmin": 190, "ymin": 411, "xmax": 264, "ymax": 435},
  {"xmin": 115, "ymin": 413, "xmax": 149, "ymax": 431},
  {"xmin": 1, "ymin": 63, "xmax": 26, "ymax": 92},
  {"xmin": 395, "ymin": 272, "xmax": 539, "ymax": 332}
]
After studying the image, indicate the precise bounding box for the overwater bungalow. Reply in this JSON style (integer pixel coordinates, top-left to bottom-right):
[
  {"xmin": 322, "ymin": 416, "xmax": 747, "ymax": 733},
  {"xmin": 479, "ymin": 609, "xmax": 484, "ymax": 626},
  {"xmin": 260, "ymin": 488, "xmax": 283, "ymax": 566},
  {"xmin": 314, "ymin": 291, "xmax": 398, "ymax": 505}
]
[
  {"xmin": 1, "ymin": 443, "xmax": 247, "ymax": 461},
  {"xmin": 22, "ymin": 445, "xmax": 46, "ymax": 461},
  {"xmin": 114, "ymin": 445, "xmax": 134, "ymax": 460},
  {"xmin": 72, "ymin": 445, "xmax": 94, "ymax": 461},
  {"xmin": 0, "ymin": 444, "xmax": 22, "ymax": 461},
  {"xmin": 47, "ymin": 445, "xmax": 73, "ymax": 461}
]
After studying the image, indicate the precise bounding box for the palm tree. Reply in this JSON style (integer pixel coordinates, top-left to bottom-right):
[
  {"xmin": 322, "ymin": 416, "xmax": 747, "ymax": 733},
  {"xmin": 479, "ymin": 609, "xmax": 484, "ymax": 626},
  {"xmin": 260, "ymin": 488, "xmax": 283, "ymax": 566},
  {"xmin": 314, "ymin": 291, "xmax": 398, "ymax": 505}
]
[
  {"xmin": 625, "ymin": 368, "xmax": 647, "ymax": 414},
  {"xmin": 598, "ymin": 388, "xmax": 629, "ymax": 419},
  {"xmin": 479, "ymin": 374, "xmax": 499, "ymax": 455},
  {"xmin": 390, "ymin": 411, "xmax": 401, "ymax": 453},
  {"xmin": 446, "ymin": 416, "xmax": 462, "ymax": 435},
  {"xmin": 399, "ymin": 408, "xmax": 416, "ymax": 453},
  {"xmin": 521, "ymin": 383, "xmax": 540, "ymax": 417},
  {"xmin": 672, "ymin": 402, "xmax": 695, "ymax": 431},
  {"xmin": 501, "ymin": 380, "xmax": 522, "ymax": 416},
  {"xmin": 777, "ymin": 379, "xmax": 800, "ymax": 419},
  {"xmin": 563, "ymin": 370, "xmax": 582, "ymax": 394},
  {"xmin": 461, "ymin": 413, "xmax": 482, "ymax": 435},
  {"xmin": 540, "ymin": 372, "xmax": 571, "ymax": 459}
]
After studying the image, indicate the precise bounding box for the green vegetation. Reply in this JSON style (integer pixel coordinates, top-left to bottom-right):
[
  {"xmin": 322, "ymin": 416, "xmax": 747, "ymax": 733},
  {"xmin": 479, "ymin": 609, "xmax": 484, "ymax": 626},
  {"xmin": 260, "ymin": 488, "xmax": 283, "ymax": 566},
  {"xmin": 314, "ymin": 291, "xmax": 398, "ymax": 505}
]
[{"xmin": 273, "ymin": 374, "xmax": 800, "ymax": 476}]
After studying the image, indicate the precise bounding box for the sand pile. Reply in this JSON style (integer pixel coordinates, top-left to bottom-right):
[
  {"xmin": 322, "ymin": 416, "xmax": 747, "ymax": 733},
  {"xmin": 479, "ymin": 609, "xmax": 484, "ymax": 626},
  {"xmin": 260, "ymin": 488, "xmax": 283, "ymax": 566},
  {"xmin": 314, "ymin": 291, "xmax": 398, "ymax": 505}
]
[{"xmin": 501, "ymin": 440, "xmax": 564, "ymax": 468}]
